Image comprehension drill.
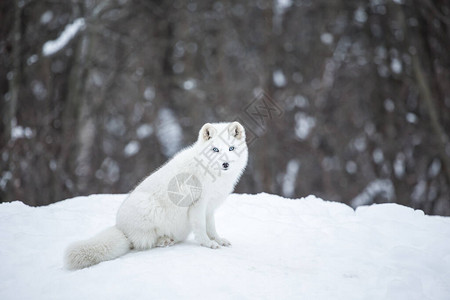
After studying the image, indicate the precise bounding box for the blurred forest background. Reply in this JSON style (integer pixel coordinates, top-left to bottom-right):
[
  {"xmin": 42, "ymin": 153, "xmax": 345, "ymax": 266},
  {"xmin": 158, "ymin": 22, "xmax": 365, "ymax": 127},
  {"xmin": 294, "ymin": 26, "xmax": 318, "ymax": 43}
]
[{"xmin": 1, "ymin": 0, "xmax": 450, "ymax": 215}]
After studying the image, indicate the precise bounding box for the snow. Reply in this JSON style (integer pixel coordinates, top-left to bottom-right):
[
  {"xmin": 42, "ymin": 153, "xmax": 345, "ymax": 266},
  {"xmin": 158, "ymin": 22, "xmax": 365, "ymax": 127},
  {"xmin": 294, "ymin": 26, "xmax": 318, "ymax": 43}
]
[
  {"xmin": 143, "ymin": 86, "xmax": 155, "ymax": 101},
  {"xmin": 96, "ymin": 158, "xmax": 120, "ymax": 183},
  {"xmin": 40, "ymin": 11, "xmax": 53, "ymax": 24},
  {"xmin": 353, "ymin": 136, "xmax": 367, "ymax": 152},
  {"xmin": 391, "ymin": 58, "xmax": 403, "ymax": 74},
  {"xmin": 394, "ymin": 152, "xmax": 406, "ymax": 178},
  {"xmin": 345, "ymin": 160, "xmax": 358, "ymax": 174},
  {"xmin": 372, "ymin": 148, "xmax": 384, "ymax": 164},
  {"xmin": 273, "ymin": 0, "xmax": 292, "ymax": 33},
  {"xmin": 136, "ymin": 124, "xmax": 153, "ymax": 139},
  {"xmin": 0, "ymin": 171, "xmax": 12, "ymax": 190},
  {"xmin": 275, "ymin": 0, "xmax": 292, "ymax": 12},
  {"xmin": 406, "ymin": 112, "xmax": 418, "ymax": 124},
  {"xmin": 31, "ymin": 80, "xmax": 47, "ymax": 100},
  {"xmin": 351, "ymin": 179, "xmax": 395, "ymax": 207},
  {"xmin": 27, "ymin": 54, "xmax": 38, "ymax": 66},
  {"xmin": 272, "ymin": 70, "xmax": 287, "ymax": 87},
  {"xmin": 123, "ymin": 140, "xmax": 140, "ymax": 157},
  {"xmin": 384, "ymin": 98, "xmax": 395, "ymax": 112},
  {"xmin": 183, "ymin": 79, "xmax": 196, "ymax": 90},
  {"xmin": 11, "ymin": 125, "xmax": 33, "ymax": 140},
  {"xmin": 10, "ymin": 118, "xmax": 33, "ymax": 141},
  {"xmin": 156, "ymin": 108, "xmax": 183, "ymax": 157},
  {"xmin": 293, "ymin": 95, "xmax": 308, "ymax": 108},
  {"xmin": 320, "ymin": 32, "xmax": 334, "ymax": 45},
  {"xmin": 1, "ymin": 193, "xmax": 450, "ymax": 300},
  {"xmin": 428, "ymin": 158, "xmax": 441, "ymax": 178},
  {"xmin": 411, "ymin": 180, "xmax": 427, "ymax": 204},
  {"xmin": 42, "ymin": 18, "xmax": 85, "ymax": 56},
  {"xmin": 294, "ymin": 112, "xmax": 316, "ymax": 140},
  {"xmin": 354, "ymin": 7, "xmax": 368, "ymax": 23},
  {"xmin": 282, "ymin": 160, "xmax": 300, "ymax": 197}
]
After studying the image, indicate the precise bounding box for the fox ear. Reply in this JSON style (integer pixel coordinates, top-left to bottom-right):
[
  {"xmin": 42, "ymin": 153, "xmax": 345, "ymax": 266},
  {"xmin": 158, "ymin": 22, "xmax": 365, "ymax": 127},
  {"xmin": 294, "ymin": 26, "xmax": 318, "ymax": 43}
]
[
  {"xmin": 229, "ymin": 122, "xmax": 245, "ymax": 140},
  {"xmin": 199, "ymin": 123, "xmax": 216, "ymax": 141}
]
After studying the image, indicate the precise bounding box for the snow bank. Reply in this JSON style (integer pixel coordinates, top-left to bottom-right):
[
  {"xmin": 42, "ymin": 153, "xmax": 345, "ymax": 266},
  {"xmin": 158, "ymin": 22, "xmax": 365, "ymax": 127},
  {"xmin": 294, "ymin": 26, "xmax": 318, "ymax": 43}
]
[{"xmin": 1, "ymin": 193, "xmax": 449, "ymax": 299}]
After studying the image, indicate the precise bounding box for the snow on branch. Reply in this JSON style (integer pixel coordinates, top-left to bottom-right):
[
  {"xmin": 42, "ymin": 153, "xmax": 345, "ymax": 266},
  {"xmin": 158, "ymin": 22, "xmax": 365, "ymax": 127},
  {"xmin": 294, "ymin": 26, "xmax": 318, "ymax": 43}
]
[
  {"xmin": 350, "ymin": 179, "xmax": 395, "ymax": 208},
  {"xmin": 42, "ymin": 18, "xmax": 86, "ymax": 56}
]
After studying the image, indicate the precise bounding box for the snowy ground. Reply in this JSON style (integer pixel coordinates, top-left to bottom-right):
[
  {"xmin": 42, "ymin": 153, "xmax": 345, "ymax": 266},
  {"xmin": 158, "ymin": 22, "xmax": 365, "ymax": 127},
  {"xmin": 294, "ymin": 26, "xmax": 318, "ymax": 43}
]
[{"xmin": 1, "ymin": 193, "xmax": 449, "ymax": 300}]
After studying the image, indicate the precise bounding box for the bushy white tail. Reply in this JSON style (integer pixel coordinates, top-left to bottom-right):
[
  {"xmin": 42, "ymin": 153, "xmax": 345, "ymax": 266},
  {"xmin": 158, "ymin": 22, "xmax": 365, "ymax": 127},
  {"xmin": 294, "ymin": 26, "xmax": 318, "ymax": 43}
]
[{"xmin": 64, "ymin": 226, "xmax": 131, "ymax": 270}]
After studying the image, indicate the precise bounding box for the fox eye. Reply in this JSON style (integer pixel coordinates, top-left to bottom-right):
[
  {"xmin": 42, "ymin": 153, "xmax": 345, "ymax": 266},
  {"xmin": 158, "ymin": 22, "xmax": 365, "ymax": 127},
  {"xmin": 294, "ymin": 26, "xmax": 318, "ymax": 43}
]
[
  {"xmin": 212, "ymin": 147, "xmax": 219, "ymax": 152},
  {"xmin": 229, "ymin": 146, "xmax": 235, "ymax": 151}
]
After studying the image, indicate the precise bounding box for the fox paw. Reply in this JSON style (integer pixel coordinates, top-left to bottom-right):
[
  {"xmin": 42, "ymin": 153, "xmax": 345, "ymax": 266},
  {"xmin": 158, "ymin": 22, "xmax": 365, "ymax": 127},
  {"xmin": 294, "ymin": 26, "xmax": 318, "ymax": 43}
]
[
  {"xmin": 214, "ymin": 237, "xmax": 231, "ymax": 247},
  {"xmin": 200, "ymin": 240, "xmax": 220, "ymax": 249},
  {"xmin": 156, "ymin": 236, "xmax": 175, "ymax": 247}
]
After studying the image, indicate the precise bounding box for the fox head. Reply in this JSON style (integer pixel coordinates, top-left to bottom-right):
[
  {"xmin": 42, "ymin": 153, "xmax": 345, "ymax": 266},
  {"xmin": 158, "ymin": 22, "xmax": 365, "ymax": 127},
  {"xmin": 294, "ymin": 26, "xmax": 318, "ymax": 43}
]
[{"xmin": 196, "ymin": 122, "xmax": 248, "ymax": 178}]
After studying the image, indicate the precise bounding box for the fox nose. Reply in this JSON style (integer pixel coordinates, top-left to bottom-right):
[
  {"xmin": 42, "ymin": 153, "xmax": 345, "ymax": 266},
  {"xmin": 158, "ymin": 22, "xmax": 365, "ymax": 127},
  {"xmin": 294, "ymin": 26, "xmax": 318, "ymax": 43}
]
[{"xmin": 222, "ymin": 162, "xmax": 229, "ymax": 169}]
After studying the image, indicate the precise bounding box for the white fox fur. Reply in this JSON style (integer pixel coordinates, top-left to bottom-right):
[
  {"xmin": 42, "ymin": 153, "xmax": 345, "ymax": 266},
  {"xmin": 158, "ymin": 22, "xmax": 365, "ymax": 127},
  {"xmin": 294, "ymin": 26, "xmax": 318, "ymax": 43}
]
[{"xmin": 65, "ymin": 122, "xmax": 248, "ymax": 269}]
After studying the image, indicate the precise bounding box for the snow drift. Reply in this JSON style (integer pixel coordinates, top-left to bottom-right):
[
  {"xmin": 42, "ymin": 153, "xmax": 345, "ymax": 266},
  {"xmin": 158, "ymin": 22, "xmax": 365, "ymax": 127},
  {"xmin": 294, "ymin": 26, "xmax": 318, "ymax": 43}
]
[{"xmin": 1, "ymin": 193, "xmax": 449, "ymax": 299}]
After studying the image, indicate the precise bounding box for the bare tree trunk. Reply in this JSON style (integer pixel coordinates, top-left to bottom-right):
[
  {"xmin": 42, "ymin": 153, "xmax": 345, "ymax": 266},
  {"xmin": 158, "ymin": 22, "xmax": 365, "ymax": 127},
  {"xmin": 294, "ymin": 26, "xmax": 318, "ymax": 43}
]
[
  {"xmin": 62, "ymin": 0, "xmax": 120, "ymax": 193},
  {"xmin": 5, "ymin": 0, "xmax": 21, "ymax": 143},
  {"xmin": 411, "ymin": 54, "xmax": 450, "ymax": 185},
  {"xmin": 397, "ymin": 3, "xmax": 450, "ymax": 186},
  {"xmin": 73, "ymin": 26, "xmax": 97, "ymax": 191},
  {"xmin": 1, "ymin": 0, "xmax": 22, "ymax": 203}
]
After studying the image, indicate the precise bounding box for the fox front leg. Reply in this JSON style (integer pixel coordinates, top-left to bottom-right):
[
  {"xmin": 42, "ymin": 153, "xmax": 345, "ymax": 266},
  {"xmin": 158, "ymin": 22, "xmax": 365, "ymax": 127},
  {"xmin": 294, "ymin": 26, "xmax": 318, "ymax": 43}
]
[
  {"xmin": 188, "ymin": 203, "xmax": 220, "ymax": 249},
  {"xmin": 206, "ymin": 211, "xmax": 231, "ymax": 247}
]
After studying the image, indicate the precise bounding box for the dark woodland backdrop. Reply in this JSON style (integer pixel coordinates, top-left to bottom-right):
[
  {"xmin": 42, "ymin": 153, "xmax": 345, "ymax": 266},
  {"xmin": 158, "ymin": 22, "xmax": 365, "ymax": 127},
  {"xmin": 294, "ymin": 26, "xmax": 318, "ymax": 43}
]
[{"xmin": 1, "ymin": 0, "xmax": 450, "ymax": 215}]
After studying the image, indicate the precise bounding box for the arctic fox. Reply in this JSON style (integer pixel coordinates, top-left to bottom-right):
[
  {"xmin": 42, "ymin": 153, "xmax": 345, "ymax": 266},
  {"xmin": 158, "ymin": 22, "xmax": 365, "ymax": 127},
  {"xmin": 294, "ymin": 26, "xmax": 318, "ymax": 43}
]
[{"xmin": 65, "ymin": 122, "xmax": 248, "ymax": 269}]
